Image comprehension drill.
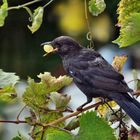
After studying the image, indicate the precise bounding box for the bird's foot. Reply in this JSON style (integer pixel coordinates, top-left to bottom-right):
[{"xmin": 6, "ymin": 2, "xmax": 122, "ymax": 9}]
[{"xmin": 77, "ymin": 106, "xmax": 84, "ymax": 111}]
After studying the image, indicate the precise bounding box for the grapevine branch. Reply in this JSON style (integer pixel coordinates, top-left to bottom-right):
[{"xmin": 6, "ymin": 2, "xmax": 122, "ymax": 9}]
[
  {"xmin": 0, "ymin": 101, "xmax": 102, "ymax": 126},
  {"xmin": 7, "ymin": 0, "xmax": 54, "ymax": 11}
]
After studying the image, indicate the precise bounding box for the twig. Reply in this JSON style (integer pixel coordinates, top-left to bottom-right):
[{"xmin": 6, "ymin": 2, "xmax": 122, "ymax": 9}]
[
  {"xmin": 0, "ymin": 101, "xmax": 102, "ymax": 126},
  {"xmin": 127, "ymin": 79, "xmax": 139, "ymax": 84},
  {"xmin": 44, "ymin": 101, "xmax": 102, "ymax": 127},
  {"xmin": 43, "ymin": 0, "xmax": 54, "ymax": 8},
  {"xmin": 8, "ymin": 0, "xmax": 42, "ymax": 11},
  {"xmin": 16, "ymin": 105, "xmax": 27, "ymax": 121},
  {"xmin": 0, "ymin": 120, "xmax": 26, "ymax": 124}
]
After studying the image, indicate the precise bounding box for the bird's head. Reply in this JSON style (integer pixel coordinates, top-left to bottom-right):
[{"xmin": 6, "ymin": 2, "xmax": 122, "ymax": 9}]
[{"xmin": 42, "ymin": 36, "xmax": 82, "ymax": 58}]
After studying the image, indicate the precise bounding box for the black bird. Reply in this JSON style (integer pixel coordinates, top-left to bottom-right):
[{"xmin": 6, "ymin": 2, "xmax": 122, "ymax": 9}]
[{"xmin": 42, "ymin": 36, "xmax": 140, "ymax": 126}]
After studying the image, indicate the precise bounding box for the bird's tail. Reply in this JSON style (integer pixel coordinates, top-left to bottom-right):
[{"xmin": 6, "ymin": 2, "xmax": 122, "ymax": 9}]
[{"xmin": 111, "ymin": 93, "xmax": 140, "ymax": 126}]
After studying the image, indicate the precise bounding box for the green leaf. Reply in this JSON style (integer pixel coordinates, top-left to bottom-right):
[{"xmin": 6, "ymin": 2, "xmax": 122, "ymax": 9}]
[
  {"xmin": 23, "ymin": 72, "xmax": 72, "ymax": 111},
  {"xmin": 12, "ymin": 136, "xmax": 22, "ymax": 140},
  {"xmin": 0, "ymin": 85, "xmax": 17, "ymax": 102},
  {"xmin": 0, "ymin": 69, "xmax": 19, "ymax": 88},
  {"xmin": 28, "ymin": 7, "xmax": 44, "ymax": 33},
  {"xmin": 88, "ymin": 0, "xmax": 106, "ymax": 16},
  {"xmin": 0, "ymin": 0, "xmax": 8, "ymax": 27},
  {"xmin": 37, "ymin": 72, "xmax": 73, "ymax": 90},
  {"xmin": 23, "ymin": 78, "xmax": 50, "ymax": 111},
  {"xmin": 47, "ymin": 128, "xmax": 73, "ymax": 140},
  {"xmin": 32, "ymin": 113, "xmax": 64, "ymax": 140},
  {"xmin": 0, "ymin": 69, "xmax": 19, "ymax": 102},
  {"xmin": 50, "ymin": 92, "xmax": 71, "ymax": 110},
  {"xmin": 75, "ymin": 111, "xmax": 116, "ymax": 140},
  {"xmin": 117, "ymin": 0, "xmax": 140, "ymax": 26},
  {"xmin": 12, "ymin": 133, "xmax": 27, "ymax": 140},
  {"xmin": 113, "ymin": 13, "xmax": 140, "ymax": 47}
]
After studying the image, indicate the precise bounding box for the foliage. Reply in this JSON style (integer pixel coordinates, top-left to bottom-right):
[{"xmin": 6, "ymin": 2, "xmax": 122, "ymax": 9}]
[
  {"xmin": 88, "ymin": 0, "xmax": 106, "ymax": 16},
  {"xmin": 0, "ymin": 69, "xmax": 19, "ymax": 102},
  {"xmin": 113, "ymin": 0, "xmax": 140, "ymax": 47},
  {"xmin": 27, "ymin": 7, "xmax": 44, "ymax": 33},
  {"xmin": 0, "ymin": 0, "xmax": 8, "ymax": 27},
  {"xmin": 0, "ymin": 0, "xmax": 53, "ymax": 33},
  {"xmin": 75, "ymin": 111, "xmax": 116, "ymax": 140}
]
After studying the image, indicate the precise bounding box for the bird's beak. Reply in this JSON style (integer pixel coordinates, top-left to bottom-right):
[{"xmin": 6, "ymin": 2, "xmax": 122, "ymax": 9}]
[{"xmin": 41, "ymin": 41, "xmax": 58, "ymax": 56}]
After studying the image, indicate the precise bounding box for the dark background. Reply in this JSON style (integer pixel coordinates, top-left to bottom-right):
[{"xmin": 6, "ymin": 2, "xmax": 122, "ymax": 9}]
[{"xmin": 0, "ymin": 0, "xmax": 123, "ymax": 79}]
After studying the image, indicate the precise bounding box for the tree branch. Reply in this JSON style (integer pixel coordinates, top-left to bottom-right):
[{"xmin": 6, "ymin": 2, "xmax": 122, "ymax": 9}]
[
  {"xmin": 0, "ymin": 120, "xmax": 26, "ymax": 124},
  {"xmin": 0, "ymin": 101, "xmax": 102, "ymax": 126},
  {"xmin": 44, "ymin": 101, "xmax": 102, "ymax": 127}
]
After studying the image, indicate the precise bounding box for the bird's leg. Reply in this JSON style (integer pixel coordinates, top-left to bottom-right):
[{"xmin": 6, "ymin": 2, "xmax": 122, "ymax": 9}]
[
  {"xmin": 77, "ymin": 97, "xmax": 92, "ymax": 111},
  {"xmin": 105, "ymin": 101, "xmax": 127, "ymax": 128}
]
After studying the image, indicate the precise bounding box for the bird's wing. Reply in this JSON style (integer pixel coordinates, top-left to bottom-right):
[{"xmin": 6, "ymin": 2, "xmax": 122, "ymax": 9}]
[{"xmin": 67, "ymin": 49, "xmax": 131, "ymax": 93}]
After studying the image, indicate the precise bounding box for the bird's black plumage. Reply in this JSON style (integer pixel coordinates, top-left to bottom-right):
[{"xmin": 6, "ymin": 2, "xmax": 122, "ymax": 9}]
[{"xmin": 44, "ymin": 36, "xmax": 140, "ymax": 126}]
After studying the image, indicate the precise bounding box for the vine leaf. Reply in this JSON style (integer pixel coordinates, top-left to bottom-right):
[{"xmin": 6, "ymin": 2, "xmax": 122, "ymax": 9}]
[
  {"xmin": 28, "ymin": 6, "xmax": 44, "ymax": 33},
  {"xmin": 113, "ymin": 13, "xmax": 140, "ymax": 48},
  {"xmin": 0, "ymin": 69, "xmax": 19, "ymax": 102},
  {"xmin": 0, "ymin": 0, "xmax": 8, "ymax": 27},
  {"xmin": 0, "ymin": 85, "xmax": 17, "ymax": 102},
  {"xmin": 0, "ymin": 69, "xmax": 19, "ymax": 88},
  {"xmin": 75, "ymin": 111, "xmax": 116, "ymax": 140},
  {"xmin": 113, "ymin": 0, "xmax": 140, "ymax": 47},
  {"xmin": 112, "ymin": 55, "xmax": 127, "ymax": 73},
  {"xmin": 116, "ymin": 0, "xmax": 140, "ymax": 26},
  {"xmin": 88, "ymin": 0, "xmax": 106, "ymax": 16},
  {"xmin": 47, "ymin": 128, "xmax": 73, "ymax": 140},
  {"xmin": 23, "ymin": 72, "xmax": 72, "ymax": 111}
]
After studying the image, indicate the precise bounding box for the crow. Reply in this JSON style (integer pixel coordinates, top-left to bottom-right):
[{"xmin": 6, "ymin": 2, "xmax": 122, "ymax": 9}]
[{"xmin": 42, "ymin": 36, "xmax": 140, "ymax": 126}]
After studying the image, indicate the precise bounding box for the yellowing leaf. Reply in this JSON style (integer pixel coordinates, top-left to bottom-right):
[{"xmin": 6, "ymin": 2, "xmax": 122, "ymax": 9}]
[
  {"xmin": 117, "ymin": 0, "xmax": 140, "ymax": 26},
  {"xmin": 88, "ymin": 0, "xmax": 106, "ymax": 16},
  {"xmin": 28, "ymin": 7, "xmax": 44, "ymax": 33},
  {"xmin": 114, "ymin": 0, "xmax": 140, "ymax": 47},
  {"xmin": 37, "ymin": 72, "xmax": 73, "ymax": 91},
  {"xmin": 113, "ymin": 13, "xmax": 140, "ymax": 48},
  {"xmin": 112, "ymin": 55, "xmax": 127, "ymax": 72},
  {"xmin": 97, "ymin": 101, "xmax": 117, "ymax": 117},
  {"xmin": 0, "ymin": 85, "xmax": 17, "ymax": 103},
  {"xmin": 0, "ymin": 0, "xmax": 8, "ymax": 27},
  {"xmin": 23, "ymin": 72, "xmax": 72, "ymax": 111}
]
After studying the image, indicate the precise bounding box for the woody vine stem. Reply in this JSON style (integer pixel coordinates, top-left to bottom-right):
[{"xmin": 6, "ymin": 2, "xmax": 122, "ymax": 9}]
[{"xmin": 0, "ymin": 101, "xmax": 102, "ymax": 126}]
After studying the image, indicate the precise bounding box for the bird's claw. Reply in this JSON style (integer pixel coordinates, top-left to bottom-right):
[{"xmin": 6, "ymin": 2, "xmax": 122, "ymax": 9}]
[{"xmin": 77, "ymin": 106, "xmax": 83, "ymax": 111}]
